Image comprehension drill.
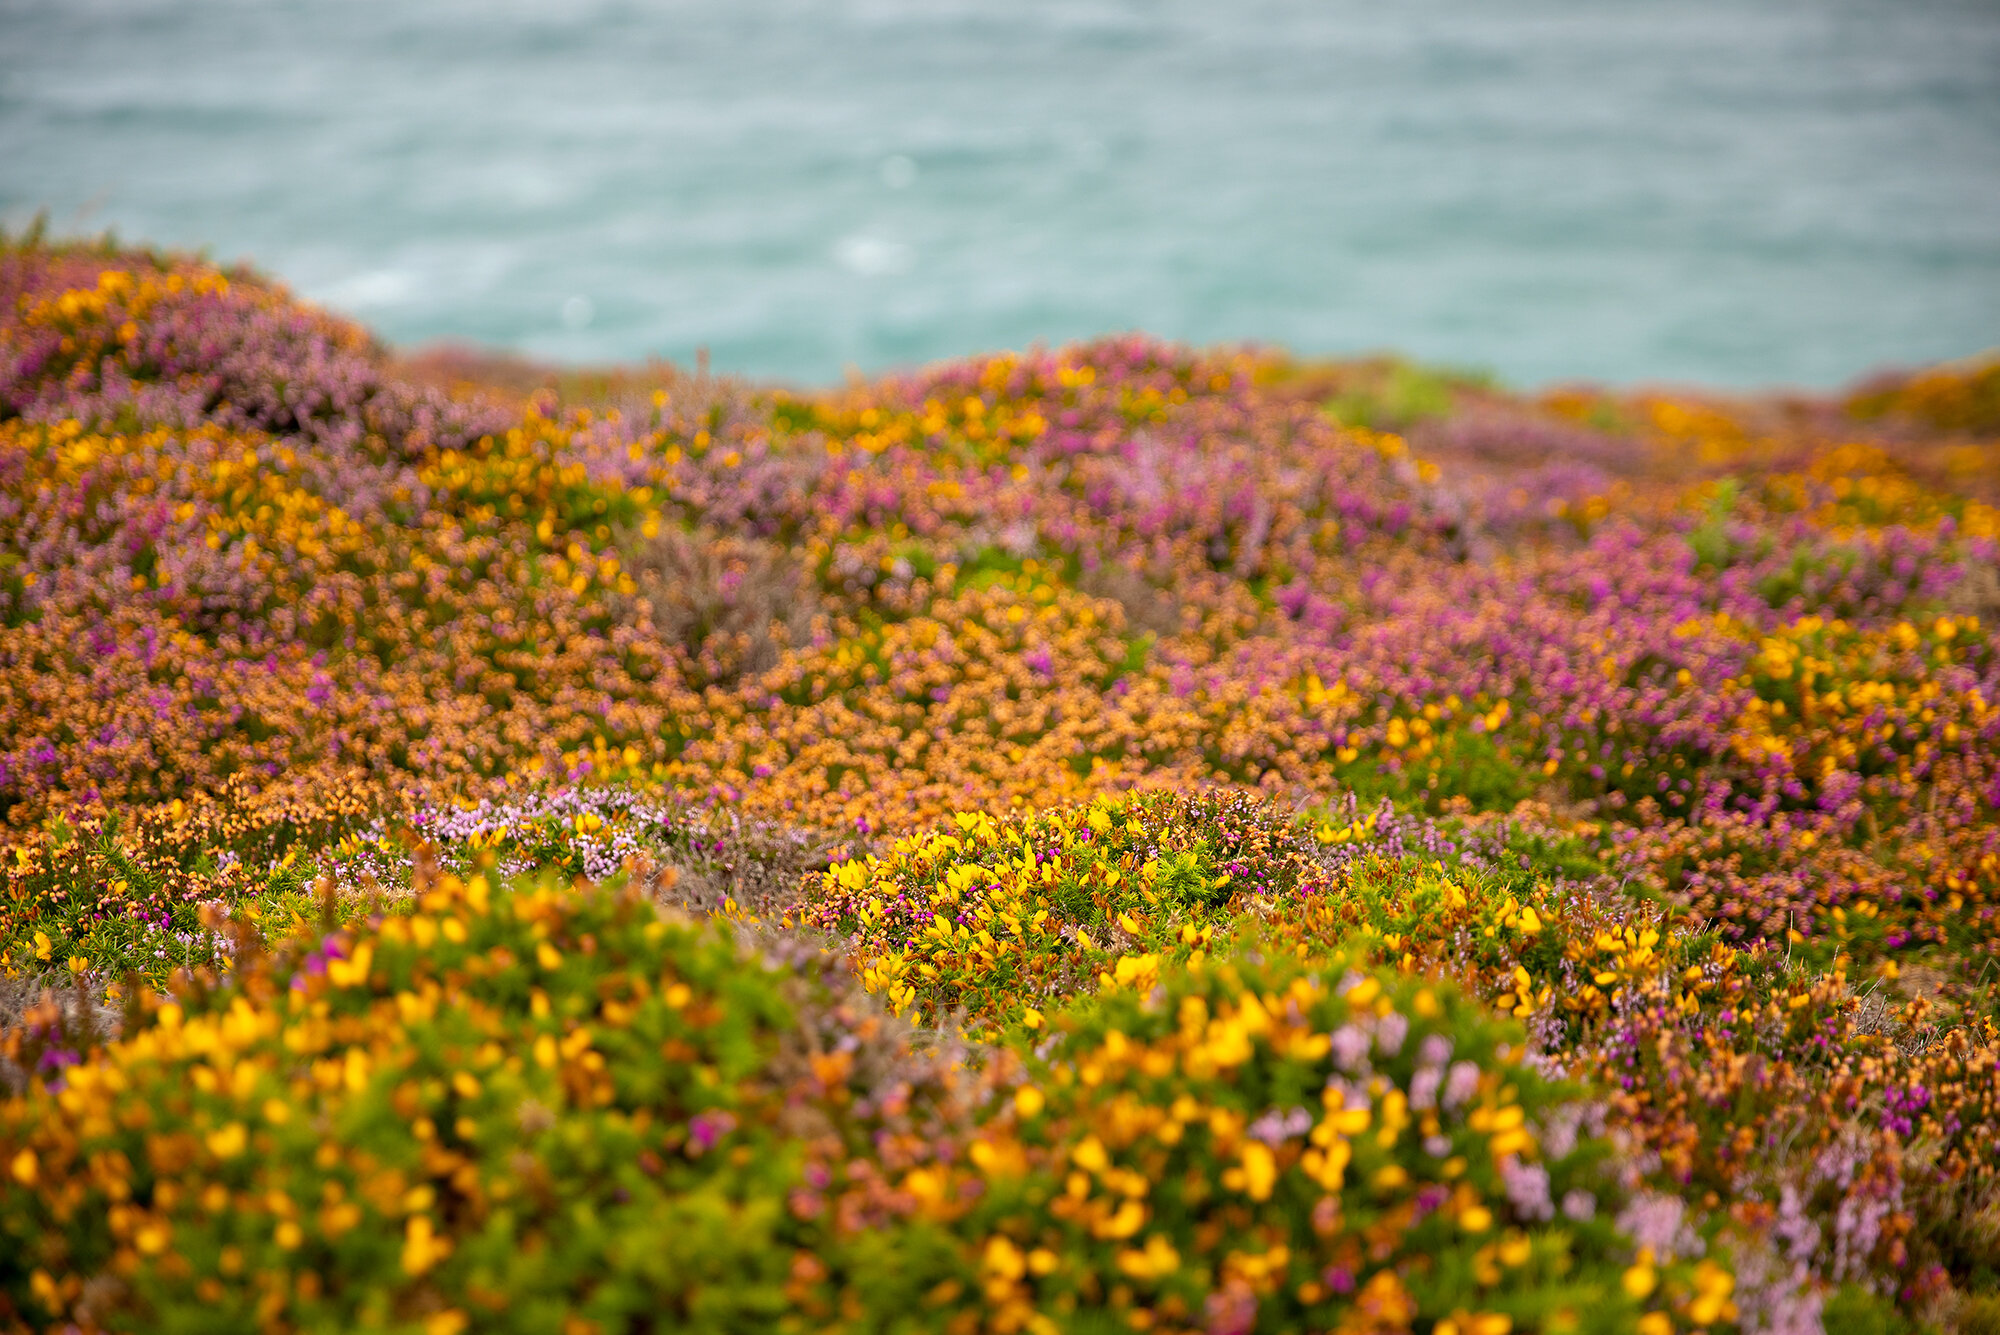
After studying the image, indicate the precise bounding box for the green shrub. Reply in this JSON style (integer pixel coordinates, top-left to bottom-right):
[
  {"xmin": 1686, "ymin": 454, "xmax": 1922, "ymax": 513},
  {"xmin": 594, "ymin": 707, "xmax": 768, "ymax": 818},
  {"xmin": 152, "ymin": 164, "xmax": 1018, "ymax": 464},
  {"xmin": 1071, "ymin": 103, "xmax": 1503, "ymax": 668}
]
[
  {"xmin": 952, "ymin": 943, "xmax": 1730, "ymax": 1334},
  {"xmin": 1821, "ymin": 1284, "xmax": 1902, "ymax": 1335},
  {"xmin": 0, "ymin": 864, "xmax": 1732, "ymax": 1335},
  {"xmin": 0, "ymin": 871, "xmax": 975, "ymax": 1333}
]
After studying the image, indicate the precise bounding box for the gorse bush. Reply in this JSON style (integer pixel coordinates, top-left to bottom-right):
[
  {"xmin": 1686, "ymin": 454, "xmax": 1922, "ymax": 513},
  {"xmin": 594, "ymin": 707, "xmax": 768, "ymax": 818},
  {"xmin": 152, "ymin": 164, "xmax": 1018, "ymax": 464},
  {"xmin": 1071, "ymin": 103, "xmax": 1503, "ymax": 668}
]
[
  {"xmin": 0, "ymin": 869, "xmax": 1725, "ymax": 1335},
  {"xmin": 0, "ymin": 872, "xmax": 981, "ymax": 1333},
  {"xmin": 800, "ymin": 793, "xmax": 1331, "ymax": 1031},
  {"xmin": 985, "ymin": 955, "xmax": 1734, "ymax": 1335}
]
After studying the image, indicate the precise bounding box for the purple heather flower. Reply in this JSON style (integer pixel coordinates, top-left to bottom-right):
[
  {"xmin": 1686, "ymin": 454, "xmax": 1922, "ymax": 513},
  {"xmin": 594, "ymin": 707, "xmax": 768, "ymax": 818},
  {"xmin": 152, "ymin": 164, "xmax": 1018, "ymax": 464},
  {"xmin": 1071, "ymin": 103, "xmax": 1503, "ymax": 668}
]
[{"xmin": 1442, "ymin": 1060, "xmax": 1480, "ymax": 1111}]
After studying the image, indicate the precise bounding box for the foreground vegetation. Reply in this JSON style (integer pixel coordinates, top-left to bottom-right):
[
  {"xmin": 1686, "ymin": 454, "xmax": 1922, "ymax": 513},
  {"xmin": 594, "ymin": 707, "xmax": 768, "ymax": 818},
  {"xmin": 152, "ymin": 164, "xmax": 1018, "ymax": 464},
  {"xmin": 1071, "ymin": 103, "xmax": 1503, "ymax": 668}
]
[{"xmin": 3, "ymin": 230, "xmax": 2000, "ymax": 1332}]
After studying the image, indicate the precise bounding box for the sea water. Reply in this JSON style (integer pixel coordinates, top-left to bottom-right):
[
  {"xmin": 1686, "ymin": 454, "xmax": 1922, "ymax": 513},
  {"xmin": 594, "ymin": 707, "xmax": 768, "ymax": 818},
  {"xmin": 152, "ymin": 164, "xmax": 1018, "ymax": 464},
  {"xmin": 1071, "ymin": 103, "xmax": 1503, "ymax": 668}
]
[{"xmin": 3, "ymin": 0, "xmax": 1998, "ymax": 388}]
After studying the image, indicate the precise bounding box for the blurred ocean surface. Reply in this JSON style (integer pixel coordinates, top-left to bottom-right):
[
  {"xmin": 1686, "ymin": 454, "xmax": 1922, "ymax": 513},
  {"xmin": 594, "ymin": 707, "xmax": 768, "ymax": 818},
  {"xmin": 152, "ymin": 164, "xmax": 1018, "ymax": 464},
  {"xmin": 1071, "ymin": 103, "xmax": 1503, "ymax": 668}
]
[{"xmin": 2, "ymin": 0, "xmax": 1998, "ymax": 388}]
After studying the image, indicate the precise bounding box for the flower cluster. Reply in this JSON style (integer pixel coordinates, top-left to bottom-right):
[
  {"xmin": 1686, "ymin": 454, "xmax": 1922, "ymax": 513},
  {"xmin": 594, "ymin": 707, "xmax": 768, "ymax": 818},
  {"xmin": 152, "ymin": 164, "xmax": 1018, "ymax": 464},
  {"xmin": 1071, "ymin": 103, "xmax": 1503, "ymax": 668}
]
[
  {"xmin": 801, "ymin": 793, "xmax": 1333, "ymax": 1029},
  {"xmin": 0, "ymin": 867, "xmax": 1714, "ymax": 1335},
  {"xmin": 0, "ymin": 870, "xmax": 992, "ymax": 1332},
  {"xmin": 937, "ymin": 947, "xmax": 1716, "ymax": 1335}
]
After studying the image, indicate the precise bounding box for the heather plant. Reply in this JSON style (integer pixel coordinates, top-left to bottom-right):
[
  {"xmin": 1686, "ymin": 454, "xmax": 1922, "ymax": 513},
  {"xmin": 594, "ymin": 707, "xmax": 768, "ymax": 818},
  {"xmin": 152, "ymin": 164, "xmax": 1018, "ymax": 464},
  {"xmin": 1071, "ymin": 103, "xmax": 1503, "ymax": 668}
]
[
  {"xmin": 0, "ymin": 970, "xmax": 117, "ymax": 1096},
  {"xmin": 322, "ymin": 788, "xmax": 844, "ymax": 919},
  {"xmin": 612, "ymin": 521, "xmax": 822, "ymax": 687}
]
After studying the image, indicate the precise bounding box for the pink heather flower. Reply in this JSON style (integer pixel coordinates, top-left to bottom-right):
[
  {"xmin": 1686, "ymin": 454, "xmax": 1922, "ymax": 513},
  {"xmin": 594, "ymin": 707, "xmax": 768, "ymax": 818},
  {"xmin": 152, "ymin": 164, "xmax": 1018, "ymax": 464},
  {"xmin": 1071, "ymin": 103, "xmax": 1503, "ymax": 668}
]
[
  {"xmin": 1732, "ymin": 1241, "xmax": 1823, "ymax": 1335},
  {"xmin": 1500, "ymin": 1157, "xmax": 1554, "ymax": 1221},
  {"xmin": 1248, "ymin": 1106, "xmax": 1314, "ymax": 1145},
  {"xmin": 1773, "ymin": 1184, "xmax": 1821, "ymax": 1265},
  {"xmin": 1374, "ymin": 1011, "xmax": 1409, "ymax": 1055},
  {"xmin": 1442, "ymin": 1060, "xmax": 1480, "ymax": 1110},
  {"xmin": 686, "ymin": 1110, "xmax": 738, "ymax": 1156},
  {"xmin": 1330, "ymin": 1023, "xmax": 1371, "ymax": 1073},
  {"xmin": 1541, "ymin": 1109, "xmax": 1581, "ymax": 1161},
  {"xmin": 1204, "ymin": 1284, "xmax": 1258, "ymax": 1335},
  {"xmin": 1615, "ymin": 1191, "xmax": 1698, "ymax": 1261},
  {"xmin": 1324, "ymin": 1079, "xmax": 1370, "ymax": 1116}
]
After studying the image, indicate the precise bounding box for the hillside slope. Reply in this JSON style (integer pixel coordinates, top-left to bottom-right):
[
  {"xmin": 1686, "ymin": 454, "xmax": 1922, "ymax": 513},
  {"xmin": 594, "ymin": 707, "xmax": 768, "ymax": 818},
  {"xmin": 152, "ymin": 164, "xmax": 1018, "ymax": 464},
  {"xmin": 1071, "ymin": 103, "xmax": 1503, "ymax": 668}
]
[{"xmin": 3, "ymin": 237, "xmax": 1999, "ymax": 1332}]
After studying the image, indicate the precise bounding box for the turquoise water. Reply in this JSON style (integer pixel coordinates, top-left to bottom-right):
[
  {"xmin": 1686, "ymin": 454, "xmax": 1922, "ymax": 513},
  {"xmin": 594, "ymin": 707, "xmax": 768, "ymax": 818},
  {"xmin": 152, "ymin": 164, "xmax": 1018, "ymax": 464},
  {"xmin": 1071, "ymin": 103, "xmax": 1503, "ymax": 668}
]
[{"xmin": 3, "ymin": 0, "xmax": 1998, "ymax": 388}]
